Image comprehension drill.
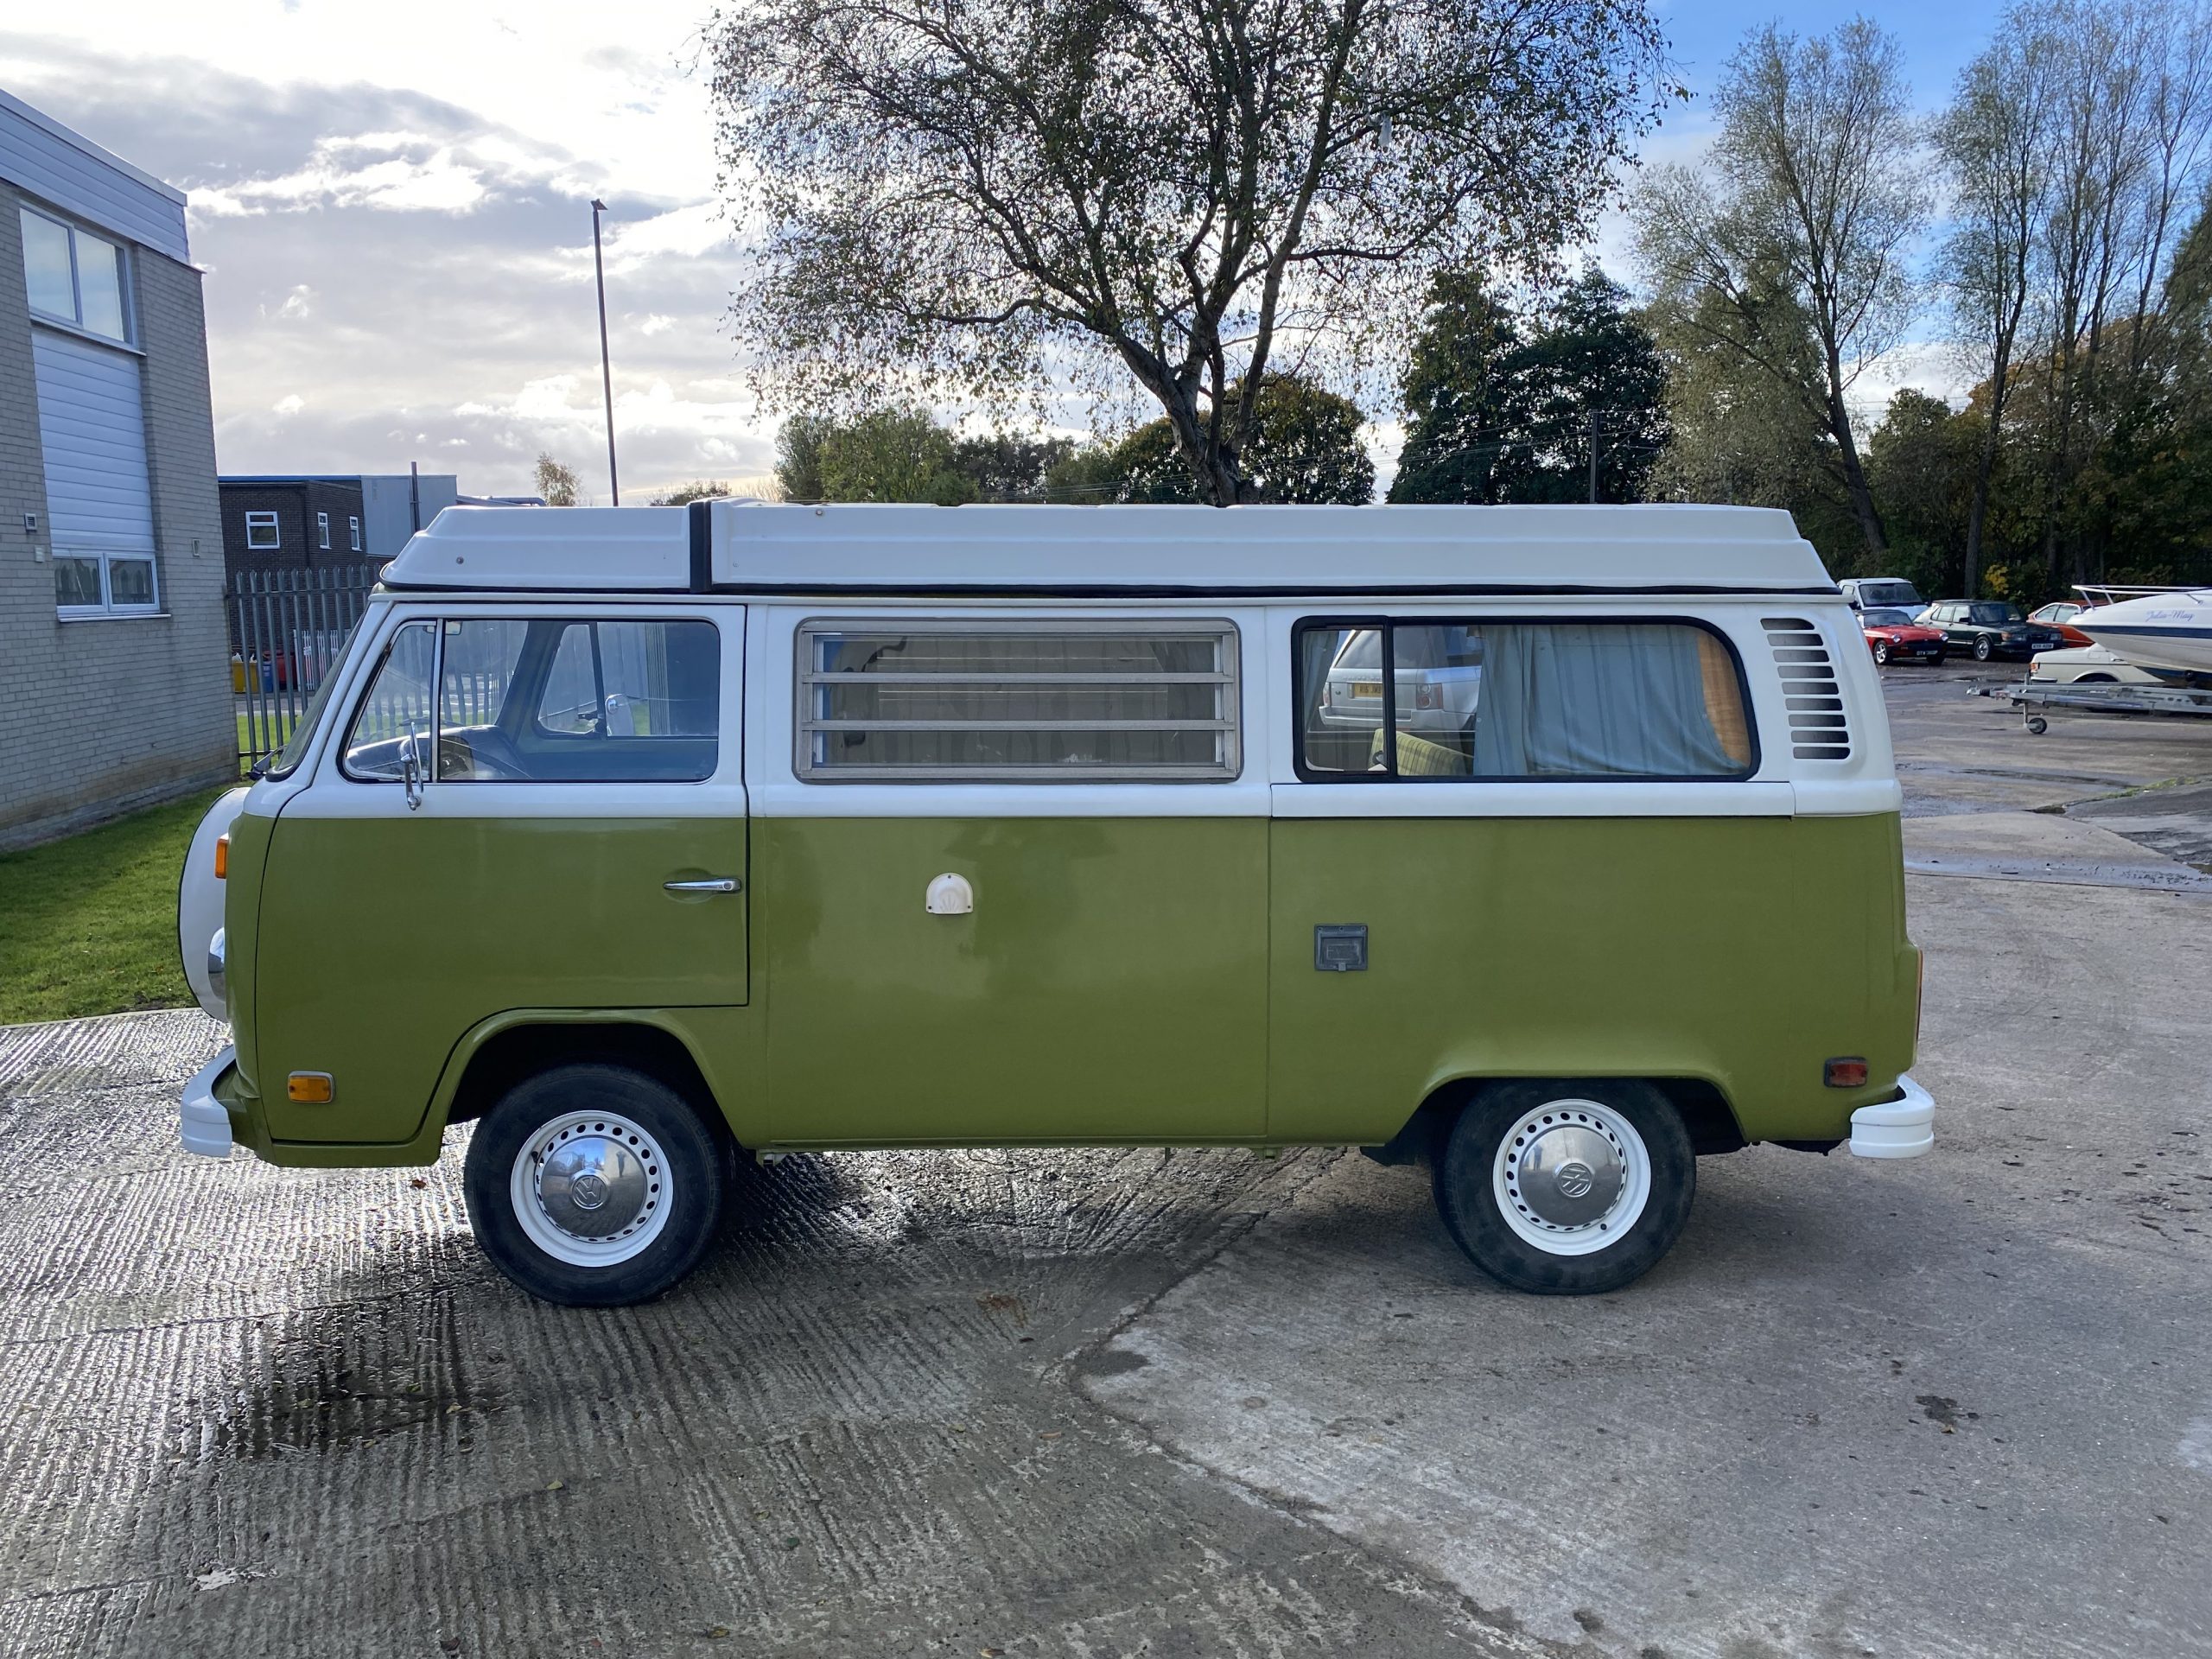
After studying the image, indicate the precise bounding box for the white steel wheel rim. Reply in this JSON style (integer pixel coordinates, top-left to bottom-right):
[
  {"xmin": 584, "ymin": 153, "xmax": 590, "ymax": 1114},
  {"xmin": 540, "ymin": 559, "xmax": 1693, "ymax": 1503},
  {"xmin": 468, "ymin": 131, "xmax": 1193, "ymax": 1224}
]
[
  {"xmin": 510, "ymin": 1109, "xmax": 673, "ymax": 1268},
  {"xmin": 1491, "ymin": 1098, "xmax": 1652, "ymax": 1257}
]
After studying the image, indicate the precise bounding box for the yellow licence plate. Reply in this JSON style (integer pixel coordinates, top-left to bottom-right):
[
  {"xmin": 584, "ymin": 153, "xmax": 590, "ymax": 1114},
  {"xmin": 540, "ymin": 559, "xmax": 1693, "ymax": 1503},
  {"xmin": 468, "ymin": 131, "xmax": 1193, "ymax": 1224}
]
[{"xmin": 1352, "ymin": 681, "xmax": 1382, "ymax": 697}]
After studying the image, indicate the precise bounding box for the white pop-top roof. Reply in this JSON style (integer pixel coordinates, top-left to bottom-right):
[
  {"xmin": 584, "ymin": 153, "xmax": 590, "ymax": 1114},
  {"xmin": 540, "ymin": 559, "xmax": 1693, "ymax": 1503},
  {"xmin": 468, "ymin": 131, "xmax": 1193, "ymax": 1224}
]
[{"xmin": 378, "ymin": 501, "xmax": 1836, "ymax": 596}]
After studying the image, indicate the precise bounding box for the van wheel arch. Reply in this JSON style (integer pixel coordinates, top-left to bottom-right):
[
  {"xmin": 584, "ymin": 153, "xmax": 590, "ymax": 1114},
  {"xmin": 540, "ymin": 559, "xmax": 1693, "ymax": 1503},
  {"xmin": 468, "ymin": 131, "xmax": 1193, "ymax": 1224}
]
[
  {"xmin": 1363, "ymin": 1075, "xmax": 1745, "ymax": 1166},
  {"xmin": 444, "ymin": 1020, "xmax": 735, "ymax": 1147}
]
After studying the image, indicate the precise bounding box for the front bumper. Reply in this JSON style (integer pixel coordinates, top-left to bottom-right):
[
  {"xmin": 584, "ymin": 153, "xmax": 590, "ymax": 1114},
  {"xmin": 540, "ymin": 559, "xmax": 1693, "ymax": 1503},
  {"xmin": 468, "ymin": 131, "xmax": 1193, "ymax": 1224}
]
[
  {"xmin": 1849, "ymin": 1073, "xmax": 1934, "ymax": 1159},
  {"xmin": 180, "ymin": 1046, "xmax": 238, "ymax": 1158}
]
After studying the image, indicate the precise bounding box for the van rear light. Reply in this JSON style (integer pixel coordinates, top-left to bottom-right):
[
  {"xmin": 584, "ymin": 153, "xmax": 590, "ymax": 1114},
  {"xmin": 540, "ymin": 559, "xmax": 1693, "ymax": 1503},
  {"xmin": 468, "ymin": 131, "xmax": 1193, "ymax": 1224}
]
[
  {"xmin": 1414, "ymin": 683, "xmax": 1444, "ymax": 709},
  {"xmin": 1825, "ymin": 1058, "xmax": 1869, "ymax": 1089},
  {"xmin": 214, "ymin": 834, "xmax": 229, "ymax": 880}
]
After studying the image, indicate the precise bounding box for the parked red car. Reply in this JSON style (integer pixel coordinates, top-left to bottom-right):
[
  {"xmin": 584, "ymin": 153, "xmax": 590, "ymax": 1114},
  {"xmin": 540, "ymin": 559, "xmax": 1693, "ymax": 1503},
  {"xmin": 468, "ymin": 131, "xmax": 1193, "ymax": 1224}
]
[
  {"xmin": 1859, "ymin": 607, "xmax": 1947, "ymax": 665},
  {"xmin": 2027, "ymin": 601, "xmax": 2098, "ymax": 647}
]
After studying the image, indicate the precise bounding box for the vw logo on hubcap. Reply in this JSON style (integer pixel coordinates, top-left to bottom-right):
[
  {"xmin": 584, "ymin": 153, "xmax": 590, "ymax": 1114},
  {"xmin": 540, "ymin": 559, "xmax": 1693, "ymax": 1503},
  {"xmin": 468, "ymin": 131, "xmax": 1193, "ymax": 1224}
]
[
  {"xmin": 1554, "ymin": 1160, "xmax": 1596, "ymax": 1200},
  {"xmin": 569, "ymin": 1172, "xmax": 610, "ymax": 1211}
]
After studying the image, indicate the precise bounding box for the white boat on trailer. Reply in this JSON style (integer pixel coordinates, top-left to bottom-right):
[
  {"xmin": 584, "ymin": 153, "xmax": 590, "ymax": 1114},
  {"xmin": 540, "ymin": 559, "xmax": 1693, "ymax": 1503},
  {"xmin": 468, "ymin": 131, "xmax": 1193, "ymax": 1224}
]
[{"xmin": 2070, "ymin": 584, "xmax": 2212, "ymax": 677}]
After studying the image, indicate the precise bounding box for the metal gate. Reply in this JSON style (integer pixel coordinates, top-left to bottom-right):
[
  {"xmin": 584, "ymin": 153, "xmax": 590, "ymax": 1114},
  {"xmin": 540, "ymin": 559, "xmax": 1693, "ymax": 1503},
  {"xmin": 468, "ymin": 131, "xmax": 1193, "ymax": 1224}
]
[{"xmin": 231, "ymin": 565, "xmax": 378, "ymax": 769}]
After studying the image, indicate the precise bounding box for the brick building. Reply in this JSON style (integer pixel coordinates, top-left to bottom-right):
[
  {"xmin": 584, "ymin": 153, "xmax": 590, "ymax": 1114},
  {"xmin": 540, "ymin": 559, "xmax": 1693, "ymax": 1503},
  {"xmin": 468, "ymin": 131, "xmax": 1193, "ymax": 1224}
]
[
  {"xmin": 217, "ymin": 471, "xmax": 465, "ymax": 580},
  {"xmin": 0, "ymin": 87, "xmax": 232, "ymax": 848}
]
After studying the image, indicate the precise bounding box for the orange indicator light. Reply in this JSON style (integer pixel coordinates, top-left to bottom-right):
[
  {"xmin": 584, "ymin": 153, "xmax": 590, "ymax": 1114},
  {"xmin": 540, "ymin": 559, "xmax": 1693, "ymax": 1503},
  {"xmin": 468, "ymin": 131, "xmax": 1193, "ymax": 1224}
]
[
  {"xmin": 287, "ymin": 1072, "xmax": 335, "ymax": 1104},
  {"xmin": 214, "ymin": 835, "xmax": 229, "ymax": 880}
]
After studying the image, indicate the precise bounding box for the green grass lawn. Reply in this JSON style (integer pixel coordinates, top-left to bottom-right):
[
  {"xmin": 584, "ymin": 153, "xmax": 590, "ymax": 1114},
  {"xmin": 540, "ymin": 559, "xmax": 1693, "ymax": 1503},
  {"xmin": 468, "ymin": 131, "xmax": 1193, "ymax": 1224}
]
[
  {"xmin": 0, "ymin": 790, "xmax": 223, "ymax": 1024},
  {"xmin": 236, "ymin": 710, "xmax": 293, "ymax": 772}
]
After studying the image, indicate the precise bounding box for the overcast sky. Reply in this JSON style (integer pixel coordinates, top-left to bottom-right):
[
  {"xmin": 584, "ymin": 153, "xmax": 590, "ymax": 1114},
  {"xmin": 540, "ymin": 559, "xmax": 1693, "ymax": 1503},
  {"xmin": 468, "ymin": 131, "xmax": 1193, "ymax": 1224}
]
[{"xmin": 2, "ymin": 2, "xmax": 2005, "ymax": 501}]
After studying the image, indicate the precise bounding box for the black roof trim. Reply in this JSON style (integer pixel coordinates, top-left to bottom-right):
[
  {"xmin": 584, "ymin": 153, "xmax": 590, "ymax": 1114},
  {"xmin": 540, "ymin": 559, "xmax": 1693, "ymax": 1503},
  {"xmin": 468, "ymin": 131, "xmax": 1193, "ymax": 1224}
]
[{"xmin": 687, "ymin": 500, "xmax": 714, "ymax": 594}]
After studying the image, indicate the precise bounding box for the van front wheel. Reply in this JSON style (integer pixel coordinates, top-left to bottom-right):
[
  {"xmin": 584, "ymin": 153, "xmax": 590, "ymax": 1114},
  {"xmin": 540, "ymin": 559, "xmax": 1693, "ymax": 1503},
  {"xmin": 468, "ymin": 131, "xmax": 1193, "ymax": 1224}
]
[
  {"xmin": 1434, "ymin": 1080, "xmax": 1694, "ymax": 1294},
  {"xmin": 462, "ymin": 1063, "xmax": 727, "ymax": 1306}
]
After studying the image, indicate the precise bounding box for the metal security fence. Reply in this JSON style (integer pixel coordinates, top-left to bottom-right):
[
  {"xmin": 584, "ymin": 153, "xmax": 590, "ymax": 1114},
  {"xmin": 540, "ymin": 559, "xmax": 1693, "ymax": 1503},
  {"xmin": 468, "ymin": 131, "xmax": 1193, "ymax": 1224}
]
[{"xmin": 231, "ymin": 565, "xmax": 379, "ymax": 769}]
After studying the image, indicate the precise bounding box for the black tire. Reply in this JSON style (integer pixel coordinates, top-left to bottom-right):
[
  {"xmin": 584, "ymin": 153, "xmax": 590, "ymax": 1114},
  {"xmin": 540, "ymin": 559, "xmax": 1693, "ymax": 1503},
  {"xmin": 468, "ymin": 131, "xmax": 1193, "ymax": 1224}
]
[
  {"xmin": 1973, "ymin": 634, "xmax": 1994, "ymax": 662},
  {"xmin": 462, "ymin": 1063, "xmax": 728, "ymax": 1306},
  {"xmin": 1873, "ymin": 642, "xmax": 1891, "ymax": 665},
  {"xmin": 1931, "ymin": 647, "xmax": 1946, "ymax": 664},
  {"xmin": 1433, "ymin": 1079, "xmax": 1695, "ymax": 1295}
]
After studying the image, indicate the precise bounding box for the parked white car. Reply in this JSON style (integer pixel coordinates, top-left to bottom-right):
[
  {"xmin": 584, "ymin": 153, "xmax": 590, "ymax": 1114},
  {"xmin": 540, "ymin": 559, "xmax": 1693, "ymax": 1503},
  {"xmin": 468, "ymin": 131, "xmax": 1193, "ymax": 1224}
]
[{"xmin": 2028, "ymin": 645, "xmax": 2162, "ymax": 685}]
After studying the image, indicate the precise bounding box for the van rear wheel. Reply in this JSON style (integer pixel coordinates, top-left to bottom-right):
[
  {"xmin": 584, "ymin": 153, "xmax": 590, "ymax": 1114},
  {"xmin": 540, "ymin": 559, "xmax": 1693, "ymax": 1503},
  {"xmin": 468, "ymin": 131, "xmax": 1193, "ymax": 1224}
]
[
  {"xmin": 462, "ymin": 1063, "xmax": 727, "ymax": 1306},
  {"xmin": 1433, "ymin": 1080, "xmax": 1694, "ymax": 1294}
]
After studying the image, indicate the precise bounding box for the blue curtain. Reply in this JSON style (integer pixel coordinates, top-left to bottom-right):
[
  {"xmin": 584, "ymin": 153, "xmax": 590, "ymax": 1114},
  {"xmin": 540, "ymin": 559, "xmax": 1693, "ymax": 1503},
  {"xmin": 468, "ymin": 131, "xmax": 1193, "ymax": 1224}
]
[{"xmin": 1470, "ymin": 624, "xmax": 1738, "ymax": 778}]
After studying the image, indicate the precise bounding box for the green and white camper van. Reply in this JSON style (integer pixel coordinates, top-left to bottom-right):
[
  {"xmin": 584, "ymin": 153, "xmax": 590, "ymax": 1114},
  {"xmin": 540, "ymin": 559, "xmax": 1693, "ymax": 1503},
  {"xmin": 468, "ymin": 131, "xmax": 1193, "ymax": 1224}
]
[{"xmin": 177, "ymin": 502, "xmax": 1933, "ymax": 1306}]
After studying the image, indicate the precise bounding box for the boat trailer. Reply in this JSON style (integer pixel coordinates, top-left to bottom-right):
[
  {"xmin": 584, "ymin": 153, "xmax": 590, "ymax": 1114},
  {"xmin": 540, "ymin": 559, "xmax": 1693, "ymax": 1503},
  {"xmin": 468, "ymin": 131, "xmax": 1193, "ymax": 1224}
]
[{"xmin": 1983, "ymin": 677, "xmax": 2212, "ymax": 735}]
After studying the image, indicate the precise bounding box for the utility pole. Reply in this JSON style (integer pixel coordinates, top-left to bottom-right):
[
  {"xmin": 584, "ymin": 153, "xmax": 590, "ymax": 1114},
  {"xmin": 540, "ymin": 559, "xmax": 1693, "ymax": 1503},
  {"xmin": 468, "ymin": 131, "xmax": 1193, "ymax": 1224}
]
[
  {"xmin": 590, "ymin": 199, "xmax": 620, "ymax": 505},
  {"xmin": 1588, "ymin": 407, "xmax": 1600, "ymax": 504}
]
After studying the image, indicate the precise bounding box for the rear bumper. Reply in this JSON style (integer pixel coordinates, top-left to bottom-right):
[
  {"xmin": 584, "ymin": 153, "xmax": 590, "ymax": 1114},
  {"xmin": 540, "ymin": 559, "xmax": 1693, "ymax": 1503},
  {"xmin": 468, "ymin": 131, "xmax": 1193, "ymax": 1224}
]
[
  {"xmin": 1849, "ymin": 1073, "xmax": 1934, "ymax": 1159},
  {"xmin": 180, "ymin": 1046, "xmax": 238, "ymax": 1159}
]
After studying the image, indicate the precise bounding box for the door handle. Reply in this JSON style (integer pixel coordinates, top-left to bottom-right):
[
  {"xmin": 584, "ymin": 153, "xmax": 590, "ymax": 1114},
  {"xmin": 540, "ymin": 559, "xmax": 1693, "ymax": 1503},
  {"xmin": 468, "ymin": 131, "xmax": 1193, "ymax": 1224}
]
[{"xmin": 664, "ymin": 877, "xmax": 741, "ymax": 894}]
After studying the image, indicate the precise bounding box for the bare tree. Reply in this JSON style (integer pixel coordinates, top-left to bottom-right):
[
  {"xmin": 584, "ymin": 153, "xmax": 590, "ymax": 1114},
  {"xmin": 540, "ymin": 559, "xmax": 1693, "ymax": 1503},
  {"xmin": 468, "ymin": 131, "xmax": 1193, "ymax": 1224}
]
[
  {"xmin": 1937, "ymin": 10, "xmax": 2061, "ymax": 597},
  {"xmin": 1634, "ymin": 20, "xmax": 1925, "ymax": 556},
  {"xmin": 709, "ymin": 0, "xmax": 1670, "ymax": 505}
]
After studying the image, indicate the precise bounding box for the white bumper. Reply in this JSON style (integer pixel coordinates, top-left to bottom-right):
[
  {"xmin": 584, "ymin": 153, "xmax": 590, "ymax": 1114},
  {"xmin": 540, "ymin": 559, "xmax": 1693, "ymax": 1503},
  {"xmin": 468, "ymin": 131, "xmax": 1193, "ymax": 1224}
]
[
  {"xmin": 181, "ymin": 1046, "xmax": 238, "ymax": 1159},
  {"xmin": 1849, "ymin": 1073, "xmax": 1935, "ymax": 1159}
]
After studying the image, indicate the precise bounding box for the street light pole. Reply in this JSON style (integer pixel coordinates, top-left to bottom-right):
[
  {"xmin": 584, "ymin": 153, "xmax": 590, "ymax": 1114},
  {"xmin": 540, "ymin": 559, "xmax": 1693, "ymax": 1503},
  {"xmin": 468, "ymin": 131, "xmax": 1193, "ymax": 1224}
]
[{"xmin": 590, "ymin": 198, "xmax": 620, "ymax": 505}]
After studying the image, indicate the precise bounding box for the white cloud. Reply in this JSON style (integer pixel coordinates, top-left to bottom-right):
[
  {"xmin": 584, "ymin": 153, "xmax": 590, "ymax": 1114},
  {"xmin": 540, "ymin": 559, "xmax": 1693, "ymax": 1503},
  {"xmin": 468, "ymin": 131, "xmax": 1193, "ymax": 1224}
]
[
  {"xmin": 273, "ymin": 394, "xmax": 305, "ymax": 416},
  {"xmin": 637, "ymin": 313, "xmax": 677, "ymax": 335}
]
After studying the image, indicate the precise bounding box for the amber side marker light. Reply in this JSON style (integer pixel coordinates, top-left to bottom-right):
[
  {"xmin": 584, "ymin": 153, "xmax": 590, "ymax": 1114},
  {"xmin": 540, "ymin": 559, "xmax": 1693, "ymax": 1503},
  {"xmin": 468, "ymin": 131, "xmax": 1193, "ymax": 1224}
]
[
  {"xmin": 213, "ymin": 834, "xmax": 229, "ymax": 880},
  {"xmin": 1825, "ymin": 1058, "xmax": 1869, "ymax": 1090},
  {"xmin": 287, "ymin": 1072, "xmax": 335, "ymax": 1104}
]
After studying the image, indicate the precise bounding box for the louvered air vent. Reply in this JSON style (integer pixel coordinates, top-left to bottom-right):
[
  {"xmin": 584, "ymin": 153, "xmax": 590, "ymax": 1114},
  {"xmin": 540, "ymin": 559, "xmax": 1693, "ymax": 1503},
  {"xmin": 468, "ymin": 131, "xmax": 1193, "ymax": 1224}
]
[{"xmin": 1763, "ymin": 617, "xmax": 1852, "ymax": 760}]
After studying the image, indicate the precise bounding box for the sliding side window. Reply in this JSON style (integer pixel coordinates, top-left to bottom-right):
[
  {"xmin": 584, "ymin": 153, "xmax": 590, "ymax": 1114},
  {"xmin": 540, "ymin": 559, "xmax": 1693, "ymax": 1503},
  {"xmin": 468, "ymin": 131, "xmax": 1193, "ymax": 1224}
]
[
  {"xmin": 798, "ymin": 620, "xmax": 1239, "ymax": 781},
  {"xmin": 1295, "ymin": 619, "xmax": 1753, "ymax": 781}
]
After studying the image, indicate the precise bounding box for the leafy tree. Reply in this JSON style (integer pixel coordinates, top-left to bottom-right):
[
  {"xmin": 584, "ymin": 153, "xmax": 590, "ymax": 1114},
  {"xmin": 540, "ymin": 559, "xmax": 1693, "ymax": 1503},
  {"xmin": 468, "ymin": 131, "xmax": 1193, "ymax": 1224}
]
[
  {"xmin": 773, "ymin": 409, "xmax": 981, "ymax": 505},
  {"xmin": 952, "ymin": 431, "xmax": 1079, "ymax": 502},
  {"xmin": 1050, "ymin": 375, "xmax": 1375, "ymax": 504},
  {"xmin": 1936, "ymin": 10, "xmax": 2059, "ymax": 599},
  {"xmin": 652, "ymin": 481, "xmax": 734, "ymax": 506},
  {"xmin": 1634, "ymin": 20, "xmax": 1927, "ymax": 555},
  {"xmin": 1865, "ymin": 390, "xmax": 1982, "ymax": 600},
  {"xmin": 534, "ymin": 454, "xmax": 581, "ymax": 507},
  {"xmin": 709, "ymin": 0, "xmax": 1671, "ymax": 504},
  {"xmin": 1389, "ymin": 267, "xmax": 1669, "ymax": 503}
]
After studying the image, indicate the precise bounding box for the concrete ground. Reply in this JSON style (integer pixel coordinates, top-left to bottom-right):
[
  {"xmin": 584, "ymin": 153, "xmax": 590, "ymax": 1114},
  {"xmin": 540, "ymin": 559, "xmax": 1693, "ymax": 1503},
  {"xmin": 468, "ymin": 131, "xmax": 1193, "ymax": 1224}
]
[{"xmin": 2, "ymin": 661, "xmax": 2208, "ymax": 1659}]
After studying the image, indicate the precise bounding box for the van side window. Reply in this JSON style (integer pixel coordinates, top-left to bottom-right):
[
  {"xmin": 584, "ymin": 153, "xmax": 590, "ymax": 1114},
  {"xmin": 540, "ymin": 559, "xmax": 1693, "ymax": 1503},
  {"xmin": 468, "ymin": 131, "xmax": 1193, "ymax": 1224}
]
[
  {"xmin": 797, "ymin": 620, "xmax": 1238, "ymax": 781},
  {"xmin": 1295, "ymin": 619, "xmax": 1754, "ymax": 781},
  {"xmin": 342, "ymin": 616, "xmax": 720, "ymax": 784}
]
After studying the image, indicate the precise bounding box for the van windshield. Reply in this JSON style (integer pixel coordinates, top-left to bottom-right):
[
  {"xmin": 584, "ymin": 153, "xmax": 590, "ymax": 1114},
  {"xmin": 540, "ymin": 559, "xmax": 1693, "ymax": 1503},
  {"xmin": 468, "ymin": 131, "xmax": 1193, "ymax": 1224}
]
[
  {"xmin": 262, "ymin": 614, "xmax": 368, "ymax": 779},
  {"xmin": 1857, "ymin": 582, "xmax": 1920, "ymax": 607}
]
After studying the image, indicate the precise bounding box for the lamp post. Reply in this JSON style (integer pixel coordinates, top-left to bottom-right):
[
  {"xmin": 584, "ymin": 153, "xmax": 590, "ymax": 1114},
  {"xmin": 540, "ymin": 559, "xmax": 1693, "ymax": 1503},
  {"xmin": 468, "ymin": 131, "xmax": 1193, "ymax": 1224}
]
[{"xmin": 590, "ymin": 198, "xmax": 620, "ymax": 505}]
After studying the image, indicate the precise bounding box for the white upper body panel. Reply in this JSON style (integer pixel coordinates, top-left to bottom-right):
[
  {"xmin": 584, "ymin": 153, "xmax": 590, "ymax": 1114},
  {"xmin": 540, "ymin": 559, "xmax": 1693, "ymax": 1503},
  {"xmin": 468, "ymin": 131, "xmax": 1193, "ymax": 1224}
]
[{"xmin": 379, "ymin": 501, "xmax": 1839, "ymax": 597}]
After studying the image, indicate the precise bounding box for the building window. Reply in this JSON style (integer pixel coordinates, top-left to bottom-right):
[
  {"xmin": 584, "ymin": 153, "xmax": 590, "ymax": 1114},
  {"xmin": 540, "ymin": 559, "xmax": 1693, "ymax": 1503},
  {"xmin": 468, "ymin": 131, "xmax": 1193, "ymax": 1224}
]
[
  {"xmin": 19, "ymin": 207, "xmax": 131, "ymax": 346},
  {"xmin": 1294, "ymin": 618, "xmax": 1754, "ymax": 782},
  {"xmin": 245, "ymin": 512, "xmax": 280, "ymax": 550},
  {"xmin": 348, "ymin": 515, "xmax": 362, "ymax": 552},
  {"xmin": 797, "ymin": 619, "xmax": 1240, "ymax": 781},
  {"xmin": 317, "ymin": 511, "xmax": 331, "ymax": 550},
  {"xmin": 54, "ymin": 552, "xmax": 159, "ymax": 617}
]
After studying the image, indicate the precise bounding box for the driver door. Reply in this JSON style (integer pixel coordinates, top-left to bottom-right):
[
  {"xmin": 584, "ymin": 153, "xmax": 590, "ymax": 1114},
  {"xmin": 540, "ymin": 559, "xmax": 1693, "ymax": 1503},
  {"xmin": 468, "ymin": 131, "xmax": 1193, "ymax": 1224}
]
[{"xmin": 254, "ymin": 607, "xmax": 748, "ymax": 1146}]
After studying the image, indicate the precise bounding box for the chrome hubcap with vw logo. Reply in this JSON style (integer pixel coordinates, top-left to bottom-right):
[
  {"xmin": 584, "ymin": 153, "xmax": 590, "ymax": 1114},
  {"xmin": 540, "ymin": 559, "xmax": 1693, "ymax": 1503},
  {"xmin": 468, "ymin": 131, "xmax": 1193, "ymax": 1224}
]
[
  {"xmin": 509, "ymin": 1110, "xmax": 673, "ymax": 1268},
  {"xmin": 1492, "ymin": 1099, "xmax": 1652, "ymax": 1256}
]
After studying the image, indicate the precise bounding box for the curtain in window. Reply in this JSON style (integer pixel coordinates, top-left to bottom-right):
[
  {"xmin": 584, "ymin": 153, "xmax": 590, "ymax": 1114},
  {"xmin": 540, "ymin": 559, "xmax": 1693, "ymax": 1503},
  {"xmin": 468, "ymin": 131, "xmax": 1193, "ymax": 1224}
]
[{"xmin": 1470, "ymin": 624, "xmax": 1744, "ymax": 778}]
